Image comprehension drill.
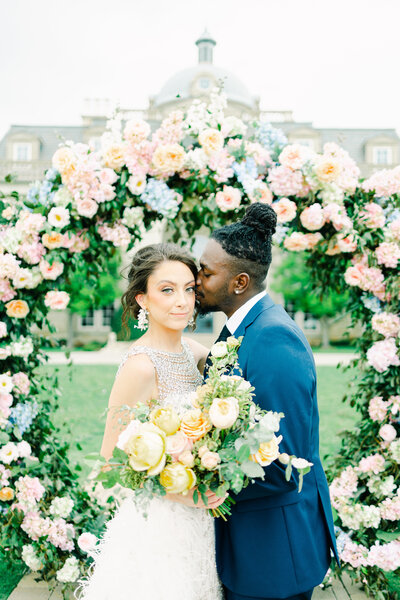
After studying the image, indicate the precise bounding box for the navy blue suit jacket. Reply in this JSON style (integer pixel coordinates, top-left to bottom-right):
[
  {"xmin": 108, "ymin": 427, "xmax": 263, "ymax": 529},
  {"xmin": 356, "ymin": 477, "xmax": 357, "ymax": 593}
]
[{"xmin": 213, "ymin": 295, "xmax": 338, "ymax": 598}]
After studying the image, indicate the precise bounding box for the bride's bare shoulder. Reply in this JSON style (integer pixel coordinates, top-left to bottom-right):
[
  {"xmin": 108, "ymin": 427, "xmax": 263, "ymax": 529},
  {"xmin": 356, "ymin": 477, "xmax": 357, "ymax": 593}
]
[{"xmin": 183, "ymin": 336, "xmax": 209, "ymax": 363}]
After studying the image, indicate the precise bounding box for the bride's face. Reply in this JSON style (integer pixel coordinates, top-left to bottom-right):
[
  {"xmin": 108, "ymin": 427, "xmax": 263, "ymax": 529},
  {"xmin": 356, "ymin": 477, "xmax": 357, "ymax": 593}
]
[{"xmin": 137, "ymin": 260, "xmax": 196, "ymax": 331}]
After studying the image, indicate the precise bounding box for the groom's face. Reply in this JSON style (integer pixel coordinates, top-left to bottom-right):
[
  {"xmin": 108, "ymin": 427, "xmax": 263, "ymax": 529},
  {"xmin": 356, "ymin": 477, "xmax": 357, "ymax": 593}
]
[{"xmin": 196, "ymin": 239, "xmax": 234, "ymax": 314}]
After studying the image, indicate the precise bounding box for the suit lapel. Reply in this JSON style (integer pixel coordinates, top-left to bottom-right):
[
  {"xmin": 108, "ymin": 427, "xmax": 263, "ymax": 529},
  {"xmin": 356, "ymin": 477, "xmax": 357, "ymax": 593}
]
[{"xmin": 232, "ymin": 293, "xmax": 275, "ymax": 338}]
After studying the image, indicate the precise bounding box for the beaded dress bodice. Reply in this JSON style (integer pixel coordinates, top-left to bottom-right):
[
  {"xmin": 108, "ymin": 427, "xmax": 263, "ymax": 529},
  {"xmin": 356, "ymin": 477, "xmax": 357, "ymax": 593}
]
[{"xmin": 116, "ymin": 339, "xmax": 203, "ymax": 411}]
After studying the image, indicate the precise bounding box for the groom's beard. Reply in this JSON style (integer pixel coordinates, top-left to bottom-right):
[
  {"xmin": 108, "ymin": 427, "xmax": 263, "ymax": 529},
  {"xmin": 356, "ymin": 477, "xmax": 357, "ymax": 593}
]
[{"xmin": 196, "ymin": 302, "xmax": 221, "ymax": 316}]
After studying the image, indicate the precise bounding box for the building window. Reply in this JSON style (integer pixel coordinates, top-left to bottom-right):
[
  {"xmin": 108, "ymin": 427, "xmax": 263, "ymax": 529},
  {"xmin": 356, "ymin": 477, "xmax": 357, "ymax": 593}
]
[
  {"xmin": 81, "ymin": 308, "xmax": 94, "ymax": 327},
  {"xmin": 199, "ymin": 78, "xmax": 210, "ymax": 89},
  {"xmin": 13, "ymin": 143, "xmax": 32, "ymax": 161},
  {"xmin": 102, "ymin": 304, "xmax": 115, "ymax": 327},
  {"xmin": 372, "ymin": 146, "xmax": 392, "ymax": 165}
]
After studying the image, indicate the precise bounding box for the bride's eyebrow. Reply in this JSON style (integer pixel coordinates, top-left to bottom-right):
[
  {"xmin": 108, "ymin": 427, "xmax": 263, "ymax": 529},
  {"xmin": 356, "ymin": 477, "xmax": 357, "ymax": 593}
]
[{"xmin": 158, "ymin": 280, "xmax": 195, "ymax": 285}]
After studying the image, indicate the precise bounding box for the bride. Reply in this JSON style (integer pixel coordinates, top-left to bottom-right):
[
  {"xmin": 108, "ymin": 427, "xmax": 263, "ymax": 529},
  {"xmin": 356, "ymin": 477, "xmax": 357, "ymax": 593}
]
[{"xmin": 75, "ymin": 243, "xmax": 224, "ymax": 600}]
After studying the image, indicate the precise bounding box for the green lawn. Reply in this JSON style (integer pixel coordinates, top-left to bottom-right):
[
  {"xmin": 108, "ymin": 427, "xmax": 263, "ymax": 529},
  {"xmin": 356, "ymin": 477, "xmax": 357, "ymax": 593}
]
[{"xmin": 41, "ymin": 364, "xmax": 358, "ymax": 476}]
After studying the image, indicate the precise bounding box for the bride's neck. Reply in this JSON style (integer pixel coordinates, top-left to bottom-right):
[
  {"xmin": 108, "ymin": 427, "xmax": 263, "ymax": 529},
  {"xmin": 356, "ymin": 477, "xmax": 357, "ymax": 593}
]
[{"xmin": 139, "ymin": 325, "xmax": 183, "ymax": 353}]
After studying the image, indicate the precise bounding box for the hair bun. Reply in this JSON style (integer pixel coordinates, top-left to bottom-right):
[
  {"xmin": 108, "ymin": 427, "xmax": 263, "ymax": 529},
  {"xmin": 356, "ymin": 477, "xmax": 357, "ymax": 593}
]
[{"xmin": 241, "ymin": 203, "xmax": 277, "ymax": 236}]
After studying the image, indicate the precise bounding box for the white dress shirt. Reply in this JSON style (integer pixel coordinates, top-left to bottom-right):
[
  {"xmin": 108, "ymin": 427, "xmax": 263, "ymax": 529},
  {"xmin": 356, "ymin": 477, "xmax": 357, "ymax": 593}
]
[{"xmin": 226, "ymin": 290, "xmax": 267, "ymax": 334}]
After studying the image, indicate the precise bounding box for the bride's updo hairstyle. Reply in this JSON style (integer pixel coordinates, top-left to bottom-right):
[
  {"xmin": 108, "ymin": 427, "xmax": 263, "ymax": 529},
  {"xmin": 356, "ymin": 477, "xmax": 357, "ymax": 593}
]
[
  {"xmin": 121, "ymin": 243, "xmax": 198, "ymax": 333},
  {"xmin": 211, "ymin": 202, "xmax": 277, "ymax": 289}
]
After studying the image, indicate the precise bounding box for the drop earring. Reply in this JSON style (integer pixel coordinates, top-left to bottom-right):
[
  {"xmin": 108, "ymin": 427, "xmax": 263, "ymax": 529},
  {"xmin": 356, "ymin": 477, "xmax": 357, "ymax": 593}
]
[
  {"xmin": 187, "ymin": 315, "xmax": 196, "ymax": 330},
  {"xmin": 135, "ymin": 308, "xmax": 149, "ymax": 330}
]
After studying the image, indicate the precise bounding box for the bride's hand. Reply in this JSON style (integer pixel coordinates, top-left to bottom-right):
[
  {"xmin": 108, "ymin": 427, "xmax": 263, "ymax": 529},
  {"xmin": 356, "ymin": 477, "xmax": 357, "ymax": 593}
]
[{"xmin": 166, "ymin": 488, "xmax": 227, "ymax": 509}]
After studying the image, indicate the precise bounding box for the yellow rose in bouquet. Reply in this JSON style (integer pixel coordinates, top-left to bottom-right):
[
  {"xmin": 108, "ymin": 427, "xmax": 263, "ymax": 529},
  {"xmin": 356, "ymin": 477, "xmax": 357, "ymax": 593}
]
[
  {"xmin": 159, "ymin": 463, "xmax": 196, "ymax": 494},
  {"xmin": 251, "ymin": 435, "xmax": 282, "ymax": 467},
  {"xmin": 150, "ymin": 406, "xmax": 181, "ymax": 435},
  {"xmin": 125, "ymin": 423, "xmax": 166, "ymax": 476}
]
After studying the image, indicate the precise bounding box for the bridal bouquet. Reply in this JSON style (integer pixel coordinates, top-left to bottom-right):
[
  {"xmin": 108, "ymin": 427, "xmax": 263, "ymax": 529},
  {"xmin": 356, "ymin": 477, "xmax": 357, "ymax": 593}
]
[{"xmin": 90, "ymin": 337, "xmax": 312, "ymax": 518}]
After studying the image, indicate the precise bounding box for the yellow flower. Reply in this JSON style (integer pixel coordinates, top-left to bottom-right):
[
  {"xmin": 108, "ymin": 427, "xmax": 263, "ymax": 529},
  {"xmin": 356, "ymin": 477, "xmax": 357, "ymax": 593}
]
[
  {"xmin": 198, "ymin": 128, "xmax": 224, "ymax": 155},
  {"xmin": 103, "ymin": 143, "xmax": 125, "ymax": 170},
  {"xmin": 0, "ymin": 487, "xmax": 14, "ymax": 501},
  {"xmin": 315, "ymin": 158, "xmax": 340, "ymax": 183},
  {"xmin": 5, "ymin": 299, "xmax": 29, "ymax": 319},
  {"xmin": 125, "ymin": 423, "xmax": 166, "ymax": 476},
  {"xmin": 52, "ymin": 147, "xmax": 77, "ymax": 176},
  {"xmin": 250, "ymin": 435, "xmax": 282, "ymax": 467},
  {"xmin": 180, "ymin": 408, "xmax": 212, "ymax": 441},
  {"xmin": 159, "ymin": 463, "xmax": 196, "ymax": 494},
  {"xmin": 150, "ymin": 406, "xmax": 181, "ymax": 435},
  {"xmin": 42, "ymin": 232, "xmax": 63, "ymax": 249},
  {"xmin": 152, "ymin": 144, "xmax": 185, "ymax": 174}
]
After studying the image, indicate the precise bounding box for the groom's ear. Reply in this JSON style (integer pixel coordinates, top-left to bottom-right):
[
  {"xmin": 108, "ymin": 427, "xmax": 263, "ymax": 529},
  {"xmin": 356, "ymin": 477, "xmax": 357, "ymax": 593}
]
[{"xmin": 231, "ymin": 272, "xmax": 250, "ymax": 295}]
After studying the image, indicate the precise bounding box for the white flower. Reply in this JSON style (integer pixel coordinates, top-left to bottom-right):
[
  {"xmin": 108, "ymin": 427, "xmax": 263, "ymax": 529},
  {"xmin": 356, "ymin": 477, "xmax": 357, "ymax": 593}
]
[
  {"xmin": 17, "ymin": 441, "xmax": 32, "ymax": 458},
  {"xmin": 209, "ymin": 397, "xmax": 239, "ymax": 429},
  {"xmin": 184, "ymin": 148, "xmax": 208, "ymax": 171},
  {"xmin": 0, "ymin": 374, "xmax": 13, "ymax": 394},
  {"xmin": 0, "ymin": 442, "xmax": 19, "ymax": 464},
  {"xmin": 12, "ymin": 268, "xmax": 34, "ymax": 289},
  {"xmin": 260, "ymin": 411, "xmax": 281, "ymax": 433},
  {"xmin": 210, "ymin": 341, "xmax": 228, "ymax": 358},
  {"xmin": 52, "ymin": 187, "xmax": 73, "ymax": 207},
  {"xmin": 77, "ymin": 532, "xmax": 98, "ymax": 553},
  {"xmin": 122, "ymin": 206, "xmax": 144, "ymax": 228},
  {"xmin": 292, "ymin": 458, "xmax": 313, "ymax": 470},
  {"xmin": 127, "ymin": 175, "xmax": 147, "ymax": 195},
  {"xmin": 49, "ymin": 496, "xmax": 74, "ymax": 518},
  {"xmin": 23, "ymin": 268, "xmax": 43, "ymax": 289},
  {"xmin": 11, "ymin": 337, "xmax": 34, "ymax": 358},
  {"xmin": 1, "ymin": 228, "xmax": 22, "ymax": 253},
  {"xmin": 48, "ymin": 207, "xmax": 70, "ymax": 229},
  {"xmin": 56, "ymin": 556, "xmax": 80, "ymax": 583},
  {"xmin": 21, "ymin": 544, "xmax": 43, "ymax": 571},
  {"xmin": 0, "ymin": 346, "xmax": 11, "ymax": 360},
  {"xmin": 222, "ymin": 116, "xmax": 247, "ymax": 137},
  {"xmin": 116, "ymin": 419, "xmax": 141, "ymax": 451}
]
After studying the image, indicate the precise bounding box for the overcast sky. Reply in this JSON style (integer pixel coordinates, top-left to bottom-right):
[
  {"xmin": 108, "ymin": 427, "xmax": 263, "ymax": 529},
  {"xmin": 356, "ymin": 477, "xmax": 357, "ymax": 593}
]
[{"xmin": 1, "ymin": 0, "xmax": 400, "ymax": 140}]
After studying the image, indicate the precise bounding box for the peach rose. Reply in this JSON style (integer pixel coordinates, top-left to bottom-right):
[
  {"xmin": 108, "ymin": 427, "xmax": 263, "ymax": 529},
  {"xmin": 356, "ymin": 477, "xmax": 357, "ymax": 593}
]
[
  {"xmin": 152, "ymin": 144, "xmax": 185, "ymax": 174},
  {"xmin": 303, "ymin": 232, "xmax": 323, "ymax": 249},
  {"xmin": 39, "ymin": 260, "xmax": 64, "ymax": 280},
  {"xmin": 315, "ymin": 158, "xmax": 340, "ymax": 182},
  {"xmin": 273, "ymin": 198, "xmax": 297, "ymax": 223},
  {"xmin": 103, "ymin": 143, "xmax": 125, "ymax": 170},
  {"xmin": 77, "ymin": 532, "xmax": 98, "ymax": 553},
  {"xmin": 180, "ymin": 408, "xmax": 212, "ymax": 441},
  {"xmin": 201, "ymin": 451, "xmax": 221, "ymax": 470},
  {"xmin": 42, "ymin": 232, "xmax": 63, "ymax": 249},
  {"xmin": 215, "ymin": 186, "xmax": 242, "ymax": 212},
  {"xmin": 198, "ymin": 444, "xmax": 209, "ymax": 458},
  {"xmin": 5, "ymin": 299, "xmax": 29, "ymax": 319},
  {"xmin": 76, "ymin": 199, "xmax": 98, "ymax": 218},
  {"xmin": 199, "ymin": 128, "xmax": 224, "ymax": 155},
  {"xmin": 44, "ymin": 290, "xmax": 70, "ymax": 310},
  {"xmin": 337, "ymin": 233, "xmax": 357, "ymax": 253},
  {"xmin": 99, "ymin": 168, "xmax": 118, "ymax": 185},
  {"xmin": 249, "ymin": 182, "xmax": 273, "ymax": 205},
  {"xmin": 283, "ymin": 232, "xmax": 309, "ymax": 251},
  {"xmin": 0, "ymin": 487, "xmax": 14, "ymax": 501},
  {"xmin": 251, "ymin": 435, "xmax": 282, "ymax": 466},
  {"xmin": 344, "ymin": 263, "xmax": 366, "ymax": 287},
  {"xmin": 279, "ymin": 144, "xmax": 310, "ymax": 171},
  {"xmin": 52, "ymin": 147, "xmax": 77, "ymax": 176}
]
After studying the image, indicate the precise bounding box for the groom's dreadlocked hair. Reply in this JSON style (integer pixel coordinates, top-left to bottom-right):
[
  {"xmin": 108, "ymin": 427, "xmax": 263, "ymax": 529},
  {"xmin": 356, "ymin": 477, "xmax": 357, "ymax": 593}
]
[{"xmin": 211, "ymin": 202, "xmax": 277, "ymax": 290}]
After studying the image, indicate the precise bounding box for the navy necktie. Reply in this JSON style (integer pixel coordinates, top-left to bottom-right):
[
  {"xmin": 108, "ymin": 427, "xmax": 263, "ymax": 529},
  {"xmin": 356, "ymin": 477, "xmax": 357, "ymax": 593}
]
[{"xmin": 204, "ymin": 324, "xmax": 230, "ymax": 376}]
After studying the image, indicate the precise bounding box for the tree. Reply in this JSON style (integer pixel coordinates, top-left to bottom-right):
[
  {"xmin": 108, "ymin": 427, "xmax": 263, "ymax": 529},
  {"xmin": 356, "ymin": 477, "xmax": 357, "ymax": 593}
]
[{"xmin": 271, "ymin": 251, "xmax": 347, "ymax": 348}]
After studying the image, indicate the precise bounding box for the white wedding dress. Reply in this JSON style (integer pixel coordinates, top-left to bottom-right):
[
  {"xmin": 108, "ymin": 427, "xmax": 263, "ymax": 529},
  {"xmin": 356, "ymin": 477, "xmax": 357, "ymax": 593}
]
[{"xmin": 75, "ymin": 341, "xmax": 223, "ymax": 600}]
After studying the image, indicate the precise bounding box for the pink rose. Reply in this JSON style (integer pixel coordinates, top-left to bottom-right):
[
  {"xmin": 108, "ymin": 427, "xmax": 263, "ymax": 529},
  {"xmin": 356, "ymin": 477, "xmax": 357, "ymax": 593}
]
[
  {"xmin": 76, "ymin": 199, "xmax": 98, "ymax": 218},
  {"xmin": 77, "ymin": 532, "xmax": 98, "ymax": 553},
  {"xmin": 300, "ymin": 203, "xmax": 325, "ymax": 231},
  {"xmin": 44, "ymin": 291, "xmax": 70, "ymax": 310},
  {"xmin": 359, "ymin": 203, "xmax": 385, "ymax": 229},
  {"xmin": 12, "ymin": 372, "xmax": 30, "ymax": 396},
  {"xmin": 249, "ymin": 182, "xmax": 273, "ymax": 205},
  {"xmin": 0, "ymin": 322, "xmax": 7, "ymax": 338},
  {"xmin": 367, "ymin": 338, "xmax": 400, "ymax": 373},
  {"xmin": 215, "ymin": 186, "xmax": 242, "ymax": 212},
  {"xmin": 358, "ymin": 454, "xmax": 385, "ymax": 474},
  {"xmin": 39, "ymin": 260, "xmax": 64, "ymax": 280},
  {"xmin": 279, "ymin": 144, "xmax": 310, "ymax": 171},
  {"xmin": 371, "ymin": 312, "xmax": 400, "ymax": 338},
  {"xmin": 178, "ymin": 450, "xmax": 195, "ymax": 468},
  {"xmin": 379, "ymin": 424, "xmax": 397, "ymax": 442},
  {"xmin": 283, "ymin": 232, "xmax": 309, "ymax": 251},
  {"xmin": 268, "ymin": 165, "xmax": 304, "ymax": 196},
  {"xmin": 98, "ymin": 168, "xmax": 118, "ymax": 185},
  {"xmin": 200, "ymin": 451, "xmax": 221, "ymax": 470},
  {"xmin": 303, "ymin": 232, "xmax": 323, "ymax": 249},
  {"xmin": 166, "ymin": 431, "xmax": 192, "ymax": 460},
  {"xmin": 368, "ymin": 396, "xmax": 389, "ymax": 422},
  {"xmin": 100, "ymin": 184, "xmax": 116, "ymax": 201},
  {"xmin": 375, "ymin": 242, "xmax": 400, "ymax": 269},
  {"xmin": 337, "ymin": 233, "xmax": 357, "ymax": 253},
  {"xmin": 273, "ymin": 198, "xmax": 297, "ymax": 223}
]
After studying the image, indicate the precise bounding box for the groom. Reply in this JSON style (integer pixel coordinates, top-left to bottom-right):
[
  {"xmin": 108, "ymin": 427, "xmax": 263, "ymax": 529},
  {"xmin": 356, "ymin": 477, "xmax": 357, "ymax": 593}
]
[{"xmin": 196, "ymin": 203, "xmax": 339, "ymax": 600}]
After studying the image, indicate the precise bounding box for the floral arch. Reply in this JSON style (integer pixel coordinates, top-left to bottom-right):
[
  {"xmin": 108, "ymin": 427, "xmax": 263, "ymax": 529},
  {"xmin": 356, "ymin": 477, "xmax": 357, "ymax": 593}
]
[{"xmin": 0, "ymin": 91, "xmax": 399, "ymax": 598}]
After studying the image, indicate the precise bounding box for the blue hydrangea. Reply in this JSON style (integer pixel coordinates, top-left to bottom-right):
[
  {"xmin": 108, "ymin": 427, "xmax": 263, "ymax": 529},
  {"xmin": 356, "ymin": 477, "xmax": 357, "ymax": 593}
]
[
  {"xmin": 386, "ymin": 207, "xmax": 400, "ymax": 223},
  {"xmin": 255, "ymin": 122, "xmax": 287, "ymax": 158},
  {"xmin": 334, "ymin": 526, "xmax": 351, "ymax": 554},
  {"xmin": 45, "ymin": 168, "xmax": 58, "ymax": 182},
  {"xmin": 232, "ymin": 158, "xmax": 258, "ymax": 194},
  {"xmin": 141, "ymin": 179, "xmax": 179, "ymax": 218},
  {"xmin": 272, "ymin": 223, "xmax": 289, "ymax": 245},
  {"xmin": 361, "ymin": 294, "xmax": 381, "ymax": 313},
  {"xmin": 26, "ymin": 184, "xmax": 40, "ymax": 205},
  {"xmin": 9, "ymin": 401, "xmax": 39, "ymax": 435}
]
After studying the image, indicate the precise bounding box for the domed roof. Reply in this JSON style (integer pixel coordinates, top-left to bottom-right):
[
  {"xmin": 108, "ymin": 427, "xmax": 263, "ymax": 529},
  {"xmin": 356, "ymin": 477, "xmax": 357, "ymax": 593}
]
[{"xmin": 153, "ymin": 31, "xmax": 257, "ymax": 111}]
